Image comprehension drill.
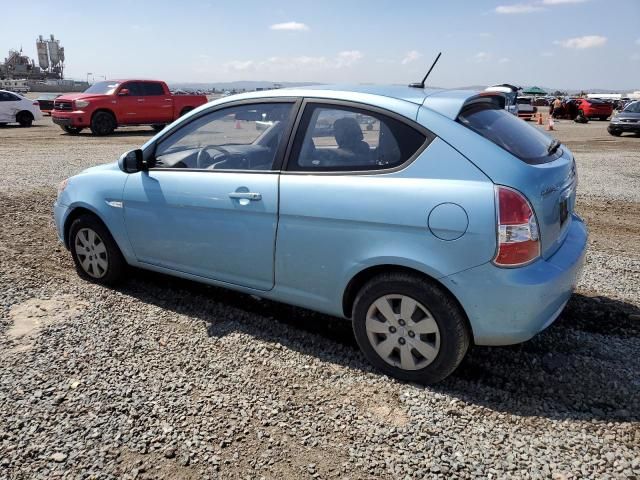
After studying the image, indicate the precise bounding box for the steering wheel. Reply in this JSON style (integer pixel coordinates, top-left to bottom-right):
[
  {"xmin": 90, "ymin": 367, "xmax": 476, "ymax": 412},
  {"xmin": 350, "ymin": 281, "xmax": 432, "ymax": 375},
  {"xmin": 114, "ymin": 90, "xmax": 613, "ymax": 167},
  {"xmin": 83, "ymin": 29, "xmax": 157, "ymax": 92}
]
[{"xmin": 196, "ymin": 145, "xmax": 231, "ymax": 169}]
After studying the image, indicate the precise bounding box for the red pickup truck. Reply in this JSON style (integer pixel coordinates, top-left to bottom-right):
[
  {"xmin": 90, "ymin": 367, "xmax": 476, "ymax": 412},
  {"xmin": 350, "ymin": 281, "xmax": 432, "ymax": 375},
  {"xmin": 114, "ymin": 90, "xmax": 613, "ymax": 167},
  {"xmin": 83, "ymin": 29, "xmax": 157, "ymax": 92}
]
[{"xmin": 52, "ymin": 79, "xmax": 208, "ymax": 135}]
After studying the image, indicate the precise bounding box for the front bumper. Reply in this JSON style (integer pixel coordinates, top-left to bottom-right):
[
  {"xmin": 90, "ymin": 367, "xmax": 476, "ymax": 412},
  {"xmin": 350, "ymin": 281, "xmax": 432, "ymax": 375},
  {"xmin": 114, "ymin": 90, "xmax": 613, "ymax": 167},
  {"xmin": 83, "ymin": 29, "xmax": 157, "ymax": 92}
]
[
  {"xmin": 609, "ymin": 123, "xmax": 640, "ymax": 133},
  {"xmin": 53, "ymin": 201, "xmax": 68, "ymax": 246},
  {"xmin": 52, "ymin": 111, "xmax": 88, "ymax": 128},
  {"xmin": 441, "ymin": 214, "xmax": 588, "ymax": 346}
]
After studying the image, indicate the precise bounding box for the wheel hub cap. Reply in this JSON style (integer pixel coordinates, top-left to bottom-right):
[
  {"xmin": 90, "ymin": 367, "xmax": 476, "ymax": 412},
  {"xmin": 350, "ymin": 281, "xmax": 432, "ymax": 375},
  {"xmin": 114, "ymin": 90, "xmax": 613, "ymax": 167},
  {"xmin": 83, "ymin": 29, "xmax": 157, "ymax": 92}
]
[
  {"xmin": 74, "ymin": 228, "xmax": 108, "ymax": 279},
  {"xmin": 365, "ymin": 294, "xmax": 441, "ymax": 371}
]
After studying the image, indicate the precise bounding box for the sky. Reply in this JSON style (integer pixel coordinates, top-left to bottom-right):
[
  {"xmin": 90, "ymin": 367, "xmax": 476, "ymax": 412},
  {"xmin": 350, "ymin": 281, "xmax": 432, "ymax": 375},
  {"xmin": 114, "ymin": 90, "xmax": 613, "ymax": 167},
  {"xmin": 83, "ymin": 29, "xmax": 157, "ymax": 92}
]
[{"xmin": 2, "ymin": 0, "xmax": 639, "ymax": 91}]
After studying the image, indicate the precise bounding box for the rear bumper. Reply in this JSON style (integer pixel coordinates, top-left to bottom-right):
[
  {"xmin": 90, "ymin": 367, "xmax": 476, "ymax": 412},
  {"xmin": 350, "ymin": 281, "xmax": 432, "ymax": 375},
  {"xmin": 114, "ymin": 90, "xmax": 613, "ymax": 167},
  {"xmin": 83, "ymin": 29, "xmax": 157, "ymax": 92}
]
[
  {"xmin": 52, "ymin": 111, "xmax": 89, "ymax": 128},
  {"xmin": 441, "ymin": 214, "xmax": 588, "ymax": 346}
]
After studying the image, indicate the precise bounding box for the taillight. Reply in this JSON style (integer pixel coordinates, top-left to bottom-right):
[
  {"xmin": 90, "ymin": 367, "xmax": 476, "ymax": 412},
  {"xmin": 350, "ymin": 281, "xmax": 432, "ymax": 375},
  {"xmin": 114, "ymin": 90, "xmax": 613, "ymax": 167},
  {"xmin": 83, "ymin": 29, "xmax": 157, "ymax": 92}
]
[
  {"xmin": 494, "ymin": 186, "xmax": 540, "ymax": 267},
  {"xmin": 33, "ymin": 101, "xmax": 39, "ymax": 106}
]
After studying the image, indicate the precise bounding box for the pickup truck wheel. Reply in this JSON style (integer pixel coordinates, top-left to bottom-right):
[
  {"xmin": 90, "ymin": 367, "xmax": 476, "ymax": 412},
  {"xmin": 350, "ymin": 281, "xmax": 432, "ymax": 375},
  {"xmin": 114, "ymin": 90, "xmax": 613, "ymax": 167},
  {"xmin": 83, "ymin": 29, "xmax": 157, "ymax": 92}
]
[
  {"xmin": 151, "ymin": 124, "xmax": 166, "ymax": 132},
  {"xmin": 62, "ymin": 126, "xmax": 83, "ymax": 134},
  {"xmin": 352, "ymin": 272, "xmax": 470, "ymax": 384},
  {"xmin": 179, "ymin": 107, "xmax": 193, "ymax": 117},
  {"xmin": 90, "ymin": 111, "xmax": 116, "ymax": 136},
  {"xmin": 69, "ymin": 214, "xmax": 126, "ymax": 285},
  {"xmin": 17, "ymin": 111, "xmax": 34, "ymax": 127}
]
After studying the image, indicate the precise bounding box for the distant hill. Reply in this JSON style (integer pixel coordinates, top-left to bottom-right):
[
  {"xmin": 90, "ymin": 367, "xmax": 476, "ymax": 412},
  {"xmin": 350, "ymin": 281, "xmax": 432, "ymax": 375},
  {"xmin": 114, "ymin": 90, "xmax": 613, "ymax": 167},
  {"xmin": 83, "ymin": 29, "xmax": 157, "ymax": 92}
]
[
  {"xmin": 168, "ymin": 81, "xmax": 319, "ymax": 91},
  {"xmin": 167, "ymin": 80, "xmax": 637, "ymax": 95}
]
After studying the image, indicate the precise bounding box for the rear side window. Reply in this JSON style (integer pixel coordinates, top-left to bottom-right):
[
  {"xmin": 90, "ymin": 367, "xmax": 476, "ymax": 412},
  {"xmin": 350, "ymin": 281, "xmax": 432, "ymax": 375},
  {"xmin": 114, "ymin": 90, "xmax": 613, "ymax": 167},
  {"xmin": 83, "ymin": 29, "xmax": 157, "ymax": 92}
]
[
  {"xmin": 143, "ymin": 82, "xmax": 165, "ymax": 96},
  {"xmin": 288, "ymin": 103, "xmax": 428, "ymax": 172},
  {"xmin": 458, "ymin": 103, "xmax": 560, "ymax": 164}
]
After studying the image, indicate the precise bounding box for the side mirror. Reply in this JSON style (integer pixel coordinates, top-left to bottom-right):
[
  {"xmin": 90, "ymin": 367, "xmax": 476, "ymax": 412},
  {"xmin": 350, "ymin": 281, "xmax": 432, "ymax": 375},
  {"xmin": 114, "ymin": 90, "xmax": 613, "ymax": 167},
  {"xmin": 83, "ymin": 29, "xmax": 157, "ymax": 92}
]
[
  {"xmin": 118, "ymin": 149, "xmax": 145, "ymax": 173},
  {"xmin": 118, "ymin": 88, "xmax": 130, "ymax": 96}
]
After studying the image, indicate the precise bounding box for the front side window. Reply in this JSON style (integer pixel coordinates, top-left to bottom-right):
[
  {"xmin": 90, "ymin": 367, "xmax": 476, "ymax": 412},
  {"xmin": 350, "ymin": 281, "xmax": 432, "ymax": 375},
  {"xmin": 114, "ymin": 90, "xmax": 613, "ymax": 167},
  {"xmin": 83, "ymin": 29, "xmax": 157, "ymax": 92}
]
[
  {"xmin": 143, "ymin": 82, "xmax": 165, "ymax": 96},
  {"xmin": 153, "ymin": 102, "xmax": 294, "ymax": 171},
  {"xmin": 124, "ymin": 82, "xmax": 144, "ymax": 96},
  {"xmin": 289, "ymin": 104, "xmax": 427, "ymax": 172}
]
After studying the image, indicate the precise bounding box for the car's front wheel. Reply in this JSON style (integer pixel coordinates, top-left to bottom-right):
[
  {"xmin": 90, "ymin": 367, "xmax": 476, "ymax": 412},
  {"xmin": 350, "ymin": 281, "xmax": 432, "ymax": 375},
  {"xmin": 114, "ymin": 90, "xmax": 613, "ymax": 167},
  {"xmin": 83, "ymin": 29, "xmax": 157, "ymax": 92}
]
[
  {"xmin": 90, "ymin": 111, "xmax": 116, "ymax": 136},
  {"xmin": 352, "ymin": 272, "xmax": 470, "ymax": 384},
  {"xmin": 69, "ymin": 214, "xmax": 126, "ymax": 285},
  {"xmin": 608, "ymin": 129, "xmax": 622, "ymax": 137}
]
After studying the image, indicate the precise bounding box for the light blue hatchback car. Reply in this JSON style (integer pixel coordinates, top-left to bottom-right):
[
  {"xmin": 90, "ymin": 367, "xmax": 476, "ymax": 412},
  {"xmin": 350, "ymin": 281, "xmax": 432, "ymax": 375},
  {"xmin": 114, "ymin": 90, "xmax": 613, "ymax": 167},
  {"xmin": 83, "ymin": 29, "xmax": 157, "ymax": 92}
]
[{"xmin": 54, "ymin": 85, "xmax": 587, "ymax": 383}]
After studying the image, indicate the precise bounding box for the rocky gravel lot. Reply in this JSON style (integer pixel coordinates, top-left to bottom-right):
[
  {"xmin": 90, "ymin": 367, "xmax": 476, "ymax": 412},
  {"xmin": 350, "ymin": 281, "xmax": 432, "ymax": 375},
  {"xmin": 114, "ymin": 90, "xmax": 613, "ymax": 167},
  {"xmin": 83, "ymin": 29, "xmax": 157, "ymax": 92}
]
[{"xmin": 1, "ymin": 117, "xmax": 639, "ymax": 479}]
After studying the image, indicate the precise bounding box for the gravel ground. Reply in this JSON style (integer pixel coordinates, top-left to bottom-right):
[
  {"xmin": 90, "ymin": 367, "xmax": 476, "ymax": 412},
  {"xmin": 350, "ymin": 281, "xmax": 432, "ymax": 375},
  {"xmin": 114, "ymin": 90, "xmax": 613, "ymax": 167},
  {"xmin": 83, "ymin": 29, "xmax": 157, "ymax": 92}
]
[{"xmin": 0, "ymin": 116, "xmax": 638, "ymax": 479}]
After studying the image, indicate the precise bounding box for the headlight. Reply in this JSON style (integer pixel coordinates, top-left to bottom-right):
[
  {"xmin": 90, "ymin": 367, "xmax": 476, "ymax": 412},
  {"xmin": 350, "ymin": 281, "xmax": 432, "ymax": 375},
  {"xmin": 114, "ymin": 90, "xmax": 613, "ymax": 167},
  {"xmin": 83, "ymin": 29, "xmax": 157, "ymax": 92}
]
[
  {"xmin": 57, "ymin": 179, "xmax": 69, "ymax": 196},
  {"xmin": 75, "ymin": 100, "xmax": 90, "ymax": 109}
]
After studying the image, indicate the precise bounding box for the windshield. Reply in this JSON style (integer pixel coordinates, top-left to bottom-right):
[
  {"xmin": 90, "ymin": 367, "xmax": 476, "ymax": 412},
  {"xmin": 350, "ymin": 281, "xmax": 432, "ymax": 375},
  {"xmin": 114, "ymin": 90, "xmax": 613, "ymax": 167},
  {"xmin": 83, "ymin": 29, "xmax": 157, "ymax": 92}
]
[
  {"xmin": 83, "ymin": 81, "xmax": 120, "ymax": 95},
  {"xmin": 623, "ymin": 101, "xmax": 640, "ymax": 113},
  {"xmin": 458, "ymin": 104, "xmax": 560, "ymax": 164}
]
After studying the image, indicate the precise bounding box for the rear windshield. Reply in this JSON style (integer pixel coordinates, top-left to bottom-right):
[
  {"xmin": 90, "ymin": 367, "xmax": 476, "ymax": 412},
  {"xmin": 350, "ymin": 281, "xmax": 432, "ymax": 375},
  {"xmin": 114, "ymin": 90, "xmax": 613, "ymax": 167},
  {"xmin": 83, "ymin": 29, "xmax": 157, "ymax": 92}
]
[{"xmin": 458, "ymin": 103, "xmax": 561, "ymax": 164}]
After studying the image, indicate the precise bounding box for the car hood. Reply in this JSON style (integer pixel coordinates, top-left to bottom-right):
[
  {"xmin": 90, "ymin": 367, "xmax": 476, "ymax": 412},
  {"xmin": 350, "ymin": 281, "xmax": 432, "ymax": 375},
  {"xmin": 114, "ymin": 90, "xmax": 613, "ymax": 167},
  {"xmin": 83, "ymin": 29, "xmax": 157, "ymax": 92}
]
[
  {"xmin": 78, "ymin": 161, "xmax": 120, "ymax": 176},
  {"xmin": 614, "ymin": 111, "xmax": 640, "ymax": 120},
  {"xmin": 55, "ymin": 93, "xmax": 106, "ymax": 102}
]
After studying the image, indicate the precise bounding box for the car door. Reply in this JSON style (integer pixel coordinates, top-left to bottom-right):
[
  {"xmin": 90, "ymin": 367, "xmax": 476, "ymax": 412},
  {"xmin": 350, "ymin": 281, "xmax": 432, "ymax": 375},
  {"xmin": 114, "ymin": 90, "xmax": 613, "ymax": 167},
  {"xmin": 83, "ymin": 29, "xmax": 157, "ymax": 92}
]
[
  {"xmin": 0, "ymin": 91, "xmax": 20, "ymax": 122},
  {"xmin": 122, "ymin": 100, "xmax": 298, "ymax": 291},
  {"xmin": 117, "ymin": 82, "xmax": 145, "ymax": 124},
  {"xmin": 140, "ymin": 81, "xmax": 173, "ymax": 124}
]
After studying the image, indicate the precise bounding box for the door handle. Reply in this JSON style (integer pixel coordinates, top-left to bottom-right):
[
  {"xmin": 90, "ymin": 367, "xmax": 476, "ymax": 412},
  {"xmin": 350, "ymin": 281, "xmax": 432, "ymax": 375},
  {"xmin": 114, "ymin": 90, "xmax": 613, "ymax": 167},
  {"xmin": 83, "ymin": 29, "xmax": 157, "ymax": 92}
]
[
  {"xmin": 228, "ymin": 192, "xmax": 262, "ymax": 201},
  {"xmin": 137, "ymin": 98, "xmax": 145, "ymax": 102}
]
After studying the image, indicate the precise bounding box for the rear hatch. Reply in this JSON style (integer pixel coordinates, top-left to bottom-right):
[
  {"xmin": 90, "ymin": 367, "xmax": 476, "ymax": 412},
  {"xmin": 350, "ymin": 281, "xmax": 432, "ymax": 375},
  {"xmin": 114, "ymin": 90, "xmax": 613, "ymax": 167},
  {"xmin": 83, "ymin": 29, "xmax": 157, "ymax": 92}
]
[{"xmin": 455, "ymin": 95, "xmax": 577, "ymax": 259}]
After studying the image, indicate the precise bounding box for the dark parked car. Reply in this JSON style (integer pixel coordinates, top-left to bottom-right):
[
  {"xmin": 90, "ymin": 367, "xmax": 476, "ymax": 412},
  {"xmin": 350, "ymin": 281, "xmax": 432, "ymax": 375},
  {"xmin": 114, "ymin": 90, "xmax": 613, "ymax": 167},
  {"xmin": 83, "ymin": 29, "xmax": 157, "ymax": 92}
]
[
  {"xmin": 608, "ymin": 101, "xmax": 640, "ymax": 137},
  {"xmin": 35, "ymin": 93, "xmax": 61, "ymax": 115}
]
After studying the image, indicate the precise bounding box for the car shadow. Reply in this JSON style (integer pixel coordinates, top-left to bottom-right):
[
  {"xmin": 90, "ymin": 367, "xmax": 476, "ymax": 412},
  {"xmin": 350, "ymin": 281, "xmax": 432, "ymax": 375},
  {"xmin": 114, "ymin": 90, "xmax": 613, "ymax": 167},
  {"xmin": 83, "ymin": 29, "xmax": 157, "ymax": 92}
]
[
  {"xmin": 0, "ymin": 124, "xmax": 48, "ymax": 129},
  {"xmin": 116, "ymin": 268, "xmax": 639, "ymax": 422},
  {"xmin": 60, "ymin": 129, "xmax": 156, "ymax": 138}
]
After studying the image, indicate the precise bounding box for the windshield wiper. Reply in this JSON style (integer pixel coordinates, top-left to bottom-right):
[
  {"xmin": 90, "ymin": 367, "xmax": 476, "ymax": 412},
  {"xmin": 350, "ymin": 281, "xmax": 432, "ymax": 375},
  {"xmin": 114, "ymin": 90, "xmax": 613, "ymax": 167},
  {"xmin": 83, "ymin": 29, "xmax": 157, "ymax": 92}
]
[{"xmin": 547, "ymin": 139, "xmax": 561, "ymax": 156}]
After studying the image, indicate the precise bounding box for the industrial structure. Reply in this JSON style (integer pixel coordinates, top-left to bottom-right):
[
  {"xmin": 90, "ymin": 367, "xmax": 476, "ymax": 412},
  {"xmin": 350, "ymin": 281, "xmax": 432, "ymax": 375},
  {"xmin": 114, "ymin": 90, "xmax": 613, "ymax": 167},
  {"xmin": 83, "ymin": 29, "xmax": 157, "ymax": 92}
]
[{"xmin": 0, "ymin": 35, "xmax": 65, "ymax": 81}]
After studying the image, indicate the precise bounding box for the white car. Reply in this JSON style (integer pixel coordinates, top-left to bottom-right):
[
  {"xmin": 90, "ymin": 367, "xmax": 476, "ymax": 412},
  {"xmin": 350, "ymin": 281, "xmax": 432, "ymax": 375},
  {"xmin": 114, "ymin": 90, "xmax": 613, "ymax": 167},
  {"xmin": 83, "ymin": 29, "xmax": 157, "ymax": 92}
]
[{"xmin": 0, "ymin": 89, "xmax": 43, "ymax": 127}]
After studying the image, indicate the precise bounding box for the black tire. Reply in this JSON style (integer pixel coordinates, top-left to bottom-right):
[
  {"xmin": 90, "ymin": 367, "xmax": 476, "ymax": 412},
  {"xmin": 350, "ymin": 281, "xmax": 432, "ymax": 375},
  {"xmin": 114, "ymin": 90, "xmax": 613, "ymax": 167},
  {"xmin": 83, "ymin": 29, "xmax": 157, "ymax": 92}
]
[
  {"xmin": 90, "ymin": 111, "xmax": 116, "ymax": 136},
  {"xmin": 16, "ymin": 111, "xmax": 33, "ymax": 127},
  {"xmin": 62, "ymin": 126, "xmax": 83, "ymax": 134},
  {"xmin": 68, "ymin": 214, "xmax": 126, "ymax": 286},
  {"xmin": 608, "ymin": 129, "xmax": 622, "ymax": 137},
  {"xmin": 179, "ymin": 107, "xmax": 193, "ymax": 117},
  {"xmin": 151, "ymin": 124, "xmax": 166, "ymax": 132},
  {"xmin": 599, "ymin": 116, "xmax": 609, "ymax": 121},
  {"xmin": 352, "ymin": 272, "xmax": 470, "ymax": 384}
]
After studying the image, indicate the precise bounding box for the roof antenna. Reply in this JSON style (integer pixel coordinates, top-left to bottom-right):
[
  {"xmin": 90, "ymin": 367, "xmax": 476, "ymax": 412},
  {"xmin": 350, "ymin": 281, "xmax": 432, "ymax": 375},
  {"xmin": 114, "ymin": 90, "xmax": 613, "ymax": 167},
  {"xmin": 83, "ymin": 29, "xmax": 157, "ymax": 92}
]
[{"xmin": 409, "ymin": 52, "xmax": 442, "ymax": 89}]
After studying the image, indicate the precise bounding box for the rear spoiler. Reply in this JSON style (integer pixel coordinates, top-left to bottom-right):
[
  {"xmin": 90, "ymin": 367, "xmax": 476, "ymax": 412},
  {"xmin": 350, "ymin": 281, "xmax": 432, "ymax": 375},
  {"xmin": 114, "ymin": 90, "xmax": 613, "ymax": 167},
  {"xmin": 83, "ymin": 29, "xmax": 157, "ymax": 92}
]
[{"xmin": 422, "ymin": 90, "xmax": 506, "ymax": 120}]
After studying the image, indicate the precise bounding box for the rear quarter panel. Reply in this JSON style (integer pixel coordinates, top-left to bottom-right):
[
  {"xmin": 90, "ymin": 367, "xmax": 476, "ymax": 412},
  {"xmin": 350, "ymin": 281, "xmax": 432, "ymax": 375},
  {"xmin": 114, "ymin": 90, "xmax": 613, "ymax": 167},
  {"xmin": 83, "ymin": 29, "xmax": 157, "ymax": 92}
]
[{"xmin": 275, "ymin": 138, "xmax": 496, "ymax": 317}]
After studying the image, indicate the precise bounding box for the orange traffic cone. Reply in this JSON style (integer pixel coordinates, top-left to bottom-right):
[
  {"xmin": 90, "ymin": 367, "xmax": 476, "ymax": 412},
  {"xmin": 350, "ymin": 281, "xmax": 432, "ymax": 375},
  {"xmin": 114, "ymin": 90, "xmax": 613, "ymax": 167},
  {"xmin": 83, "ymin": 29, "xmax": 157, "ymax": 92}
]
[
  {"xmin": 235, "ymin": 120, "xmax": 242, "ymax": 129},
  {"xmin": 537, "ymin": 113, "xmax": 543, "ymax": 125},
  {"xmin": 546, "ymin": 117, "xmax": 554, "ymax": 131}
]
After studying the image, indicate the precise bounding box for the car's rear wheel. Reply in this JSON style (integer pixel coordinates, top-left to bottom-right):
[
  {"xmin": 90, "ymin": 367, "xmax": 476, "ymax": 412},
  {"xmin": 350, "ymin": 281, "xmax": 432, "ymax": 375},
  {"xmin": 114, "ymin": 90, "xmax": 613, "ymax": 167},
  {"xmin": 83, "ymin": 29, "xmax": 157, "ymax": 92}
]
[
  {"xmin": 62, "ymin": 126, "xmax": 83, "ymax": 134},
  {"xmin": 352, "ymin": 272, "xmax": 470, "ymax": 384},
  {"xmin": 16, "ymin": 111, "xmax": 33, "ymax": 127},
  {"xmin": 90, "ymin": 111, "xmax": 116, "ymax": 136},
  {"xmin": 599, "ymin": 116, "xmax": 609, "ymax": 121},
  {"xmin": 69, "ymin": 214, "xmax": 126, "ymax": 285},
  {"xmin": 151, "ymin": 124, "xmax": 166, "ymax": 132}
]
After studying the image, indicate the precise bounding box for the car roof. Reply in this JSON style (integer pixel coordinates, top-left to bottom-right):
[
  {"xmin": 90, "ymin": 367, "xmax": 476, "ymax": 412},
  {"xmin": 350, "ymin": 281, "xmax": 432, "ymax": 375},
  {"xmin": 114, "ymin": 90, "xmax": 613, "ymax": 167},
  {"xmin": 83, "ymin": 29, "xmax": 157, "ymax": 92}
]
[{"xmin": 210, "ymin": 84, "xmax": 481, "ymax": 120}]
